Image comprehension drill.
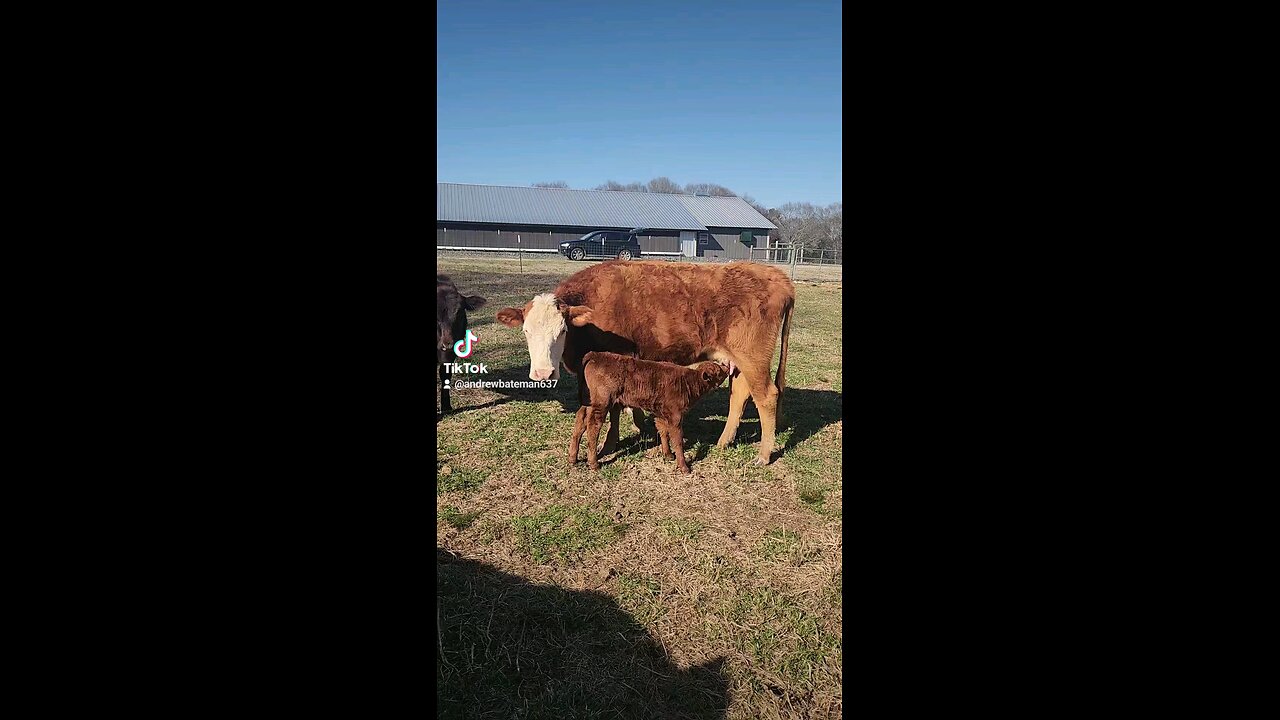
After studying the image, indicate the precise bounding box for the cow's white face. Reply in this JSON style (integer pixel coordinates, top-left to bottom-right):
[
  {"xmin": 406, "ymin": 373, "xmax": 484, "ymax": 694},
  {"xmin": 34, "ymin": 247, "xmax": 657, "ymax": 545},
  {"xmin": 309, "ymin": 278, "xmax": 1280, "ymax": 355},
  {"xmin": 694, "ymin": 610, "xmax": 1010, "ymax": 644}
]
[
  {"xmin": 496, "ymin": 294, "xmax": 595, "ymax": 381},
  {"xmin": 522, "ymin": 294, "xmax": 567, "ymax": 381}
]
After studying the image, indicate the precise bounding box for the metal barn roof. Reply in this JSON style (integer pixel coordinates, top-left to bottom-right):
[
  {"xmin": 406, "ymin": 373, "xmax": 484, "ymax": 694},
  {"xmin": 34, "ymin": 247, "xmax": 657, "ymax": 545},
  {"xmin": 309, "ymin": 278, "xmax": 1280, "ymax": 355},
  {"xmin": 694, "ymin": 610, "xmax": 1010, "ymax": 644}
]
[
  {"xmin": 437, "ymin": 183, "xmax": 776, "ymax": 231},
  {"xmin": 676, "ymin": 194, "xmax": 778, "ymax": 230}
]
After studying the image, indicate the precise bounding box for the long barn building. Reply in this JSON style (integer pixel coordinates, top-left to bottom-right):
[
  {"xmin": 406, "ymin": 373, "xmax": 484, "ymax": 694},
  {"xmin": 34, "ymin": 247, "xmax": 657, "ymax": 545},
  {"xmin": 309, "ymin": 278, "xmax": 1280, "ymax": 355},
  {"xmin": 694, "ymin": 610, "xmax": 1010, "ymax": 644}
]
[{"xmin": 437, "ymin": 183, "xmax": 777, "ymax": 260}]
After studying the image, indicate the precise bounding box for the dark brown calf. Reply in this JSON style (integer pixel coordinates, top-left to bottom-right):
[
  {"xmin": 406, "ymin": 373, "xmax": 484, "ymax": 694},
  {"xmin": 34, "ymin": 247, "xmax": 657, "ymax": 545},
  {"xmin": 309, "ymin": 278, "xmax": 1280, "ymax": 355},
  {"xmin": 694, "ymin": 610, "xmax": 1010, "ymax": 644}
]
[{"xmin": 570, "ymin": 352, "xmax": 730, "ymax": 473}]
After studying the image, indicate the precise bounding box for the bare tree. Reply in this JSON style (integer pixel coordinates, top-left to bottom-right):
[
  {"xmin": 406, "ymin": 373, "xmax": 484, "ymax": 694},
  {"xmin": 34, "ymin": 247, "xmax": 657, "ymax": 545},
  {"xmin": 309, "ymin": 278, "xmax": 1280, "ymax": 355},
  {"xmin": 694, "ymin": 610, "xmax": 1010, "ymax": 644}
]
[
  {"xmin": 683, "ymin": 182, "xmax": 738, "ymax": 197},
  {"xmin": 771, "ymin": 201, "xmax": 841, "ymax": 258},
  {"xmin": 646, "ymin": 177, "xmax": 682, "ymax": 194},
  {"xmin": 595, "ymin": 180, "xmax": 648, "ymax": 192},
  {"xmin": 532, "ymin": 181, "xmax": 569, "ymax": 188}
]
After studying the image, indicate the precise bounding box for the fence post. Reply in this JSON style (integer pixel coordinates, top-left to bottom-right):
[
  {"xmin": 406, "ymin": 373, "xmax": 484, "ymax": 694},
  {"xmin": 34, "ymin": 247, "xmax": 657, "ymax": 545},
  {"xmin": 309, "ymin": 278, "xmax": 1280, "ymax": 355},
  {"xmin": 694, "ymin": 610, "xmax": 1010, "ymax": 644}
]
[{"xmin": 518, "ymin": 234, "xmax": 522, "ymax": 273}]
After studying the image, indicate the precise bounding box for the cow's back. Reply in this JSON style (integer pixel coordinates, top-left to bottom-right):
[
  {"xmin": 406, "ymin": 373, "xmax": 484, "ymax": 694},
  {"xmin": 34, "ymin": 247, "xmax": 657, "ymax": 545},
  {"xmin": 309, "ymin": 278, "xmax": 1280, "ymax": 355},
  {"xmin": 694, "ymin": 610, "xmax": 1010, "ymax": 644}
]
[{"xmin": 557, "ymin": 261, "xmax": 794, "ymax": 365}]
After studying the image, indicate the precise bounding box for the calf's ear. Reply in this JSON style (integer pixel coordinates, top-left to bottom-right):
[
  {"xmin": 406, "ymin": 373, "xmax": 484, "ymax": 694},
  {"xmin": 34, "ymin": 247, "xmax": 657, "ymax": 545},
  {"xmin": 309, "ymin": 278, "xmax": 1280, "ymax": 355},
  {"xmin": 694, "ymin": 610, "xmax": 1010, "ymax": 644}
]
[
  {"xmin": 701, "ymin": 365, "xmax": 723, "ymax": 383},
  {"xmin": 465, "ymin": 295, "xmax": 487, "ymax": 311},
  {"xmin": 496, "ymin": 307, "xmax": 524, "ymax": 327},
  {"xmin": 566, "ymin": 305, "xmax": 595, "ymax": 327}
]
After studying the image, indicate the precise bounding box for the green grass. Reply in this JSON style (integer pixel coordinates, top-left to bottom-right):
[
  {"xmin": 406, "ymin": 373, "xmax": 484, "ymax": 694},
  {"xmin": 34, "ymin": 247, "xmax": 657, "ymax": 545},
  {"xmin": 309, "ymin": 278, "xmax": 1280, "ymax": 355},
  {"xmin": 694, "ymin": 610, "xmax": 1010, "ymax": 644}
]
[
  {"xmin": 726, "ymin": 587, "xmax": 841, "ymax": 687},
  {"xmin": 510, "ymin": 504, "xmax": 625, "ymax": 564},
  {"xmin": 658, "ymin": 517, "xmax": 704, "ymax": 541},
  {"xmin": 439, "ymin": 506, "xmax": 482, "ymax": 530},
  {"xmin": 757, "ymin": 528, "xmax": 802, "ymax": 561},
  {"xmin": 436, "ymin": 465, "xmax": 486, "ymax": 495},
  {"xmin": 616, "ymin": 573, "xmax": 666, "ymax": 626}
]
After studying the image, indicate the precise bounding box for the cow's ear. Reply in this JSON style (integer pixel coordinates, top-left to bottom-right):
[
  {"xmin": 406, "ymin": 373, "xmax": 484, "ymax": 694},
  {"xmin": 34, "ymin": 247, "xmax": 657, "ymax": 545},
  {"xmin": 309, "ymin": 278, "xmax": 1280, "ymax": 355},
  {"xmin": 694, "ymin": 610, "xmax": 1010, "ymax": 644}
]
[
  {"xmin": 496, "ymin": 307, "xmax": 524, "ymax": 327},
  {"xmin": 566, "ymin": 305, "xmax": 595, "ymax": 327},
  {"xmin": 464, "ymin": 295, "xmax": 487, "ymax": 311}
]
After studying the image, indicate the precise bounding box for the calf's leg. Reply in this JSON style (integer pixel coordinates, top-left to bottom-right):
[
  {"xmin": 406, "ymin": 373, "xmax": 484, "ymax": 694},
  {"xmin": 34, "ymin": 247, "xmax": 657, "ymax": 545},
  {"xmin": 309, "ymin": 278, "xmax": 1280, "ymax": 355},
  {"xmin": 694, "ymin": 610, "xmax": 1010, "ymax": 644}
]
[
  {"xmin": 579, "ymin": 375, "xmax": 622, "ymax": 456},
  {"xmin": 568, "ymin": 406, "xmax": 588, "ymax": 465},
  {"xmin": 669, "ymin": 421, "xmax": 690, "ymax": 474},
  {"xmin": 585, "ymin": 408, "xmax": 606, "ymax": 471},
  {"xmin": 655, "ymin": 418, "xmax": 672, "ymax": 460},
  {"xmin": 598, "ymin": 404, "xmax": 622, "ymax": 456}
]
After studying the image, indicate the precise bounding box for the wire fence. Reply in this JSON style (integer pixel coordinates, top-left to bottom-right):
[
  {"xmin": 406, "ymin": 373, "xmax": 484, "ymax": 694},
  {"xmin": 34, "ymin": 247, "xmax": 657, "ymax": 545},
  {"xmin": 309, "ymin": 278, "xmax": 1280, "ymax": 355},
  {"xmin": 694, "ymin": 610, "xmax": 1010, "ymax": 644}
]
[{"xmin": 437, "ymin": 242, "xmax": 842, "ymax": 282}]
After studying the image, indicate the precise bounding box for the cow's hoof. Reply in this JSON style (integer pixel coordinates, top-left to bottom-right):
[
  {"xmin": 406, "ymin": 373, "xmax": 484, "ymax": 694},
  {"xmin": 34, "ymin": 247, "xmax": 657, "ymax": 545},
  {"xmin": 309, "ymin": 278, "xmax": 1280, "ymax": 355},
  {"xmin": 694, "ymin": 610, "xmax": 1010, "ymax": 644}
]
[
  {"xmin": 678, "ymin": 465, "xmax": 691, "ymax": 474},
  {"xmin": 598, "ymin": 443, "xmax": 617, "ymax": 456},
  {"xmin": 588, "ymin": 464, "xmax": 600, "ymax": 472},
  {"xmin": 752, "ymin": 456, "xmax": 769, "ymax": 466}
]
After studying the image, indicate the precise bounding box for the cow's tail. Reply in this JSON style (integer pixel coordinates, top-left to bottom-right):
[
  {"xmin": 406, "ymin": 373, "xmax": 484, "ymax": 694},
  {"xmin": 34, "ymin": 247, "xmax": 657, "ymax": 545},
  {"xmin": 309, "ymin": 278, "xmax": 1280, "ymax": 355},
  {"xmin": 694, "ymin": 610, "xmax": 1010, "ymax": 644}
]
[{"xmin": 775, "ymin": 297, "xmax": 793, "ymax": 405}]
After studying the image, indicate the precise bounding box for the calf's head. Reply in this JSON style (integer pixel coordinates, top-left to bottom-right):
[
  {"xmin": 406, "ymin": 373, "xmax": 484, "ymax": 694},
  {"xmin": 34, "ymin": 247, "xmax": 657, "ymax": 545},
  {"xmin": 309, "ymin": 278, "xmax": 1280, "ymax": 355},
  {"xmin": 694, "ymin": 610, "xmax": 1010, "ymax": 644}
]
[
  {"xmin": 697, "ymin": 361, "xmax": 731, "ymax": 390},
  {"xmin": 496, "ymin": 294, "xmax": 594, "ymax": 381}
]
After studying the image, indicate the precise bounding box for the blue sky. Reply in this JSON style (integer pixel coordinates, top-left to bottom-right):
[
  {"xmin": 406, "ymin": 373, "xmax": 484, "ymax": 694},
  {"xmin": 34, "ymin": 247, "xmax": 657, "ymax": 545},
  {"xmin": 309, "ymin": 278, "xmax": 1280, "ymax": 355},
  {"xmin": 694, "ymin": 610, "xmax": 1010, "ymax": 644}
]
[{"xmin": 437, "ymin": 0, "xmax": 842, "ymax": 209}]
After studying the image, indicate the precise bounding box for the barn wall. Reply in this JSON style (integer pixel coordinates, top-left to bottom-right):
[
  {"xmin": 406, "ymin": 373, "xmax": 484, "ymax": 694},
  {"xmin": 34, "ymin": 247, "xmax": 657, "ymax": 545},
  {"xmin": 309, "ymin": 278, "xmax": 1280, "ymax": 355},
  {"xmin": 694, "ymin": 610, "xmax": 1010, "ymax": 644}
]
[
  {"xmin": 638, "ymin": 234, "xmax": 680, "ymax": 253},
  {"xmin": 698, "ymin": 228, "xmax": 770, "ymax": 260},
  {"xmin": 436, "ymin": 223, "xmax": 684, "ymax": 254}
]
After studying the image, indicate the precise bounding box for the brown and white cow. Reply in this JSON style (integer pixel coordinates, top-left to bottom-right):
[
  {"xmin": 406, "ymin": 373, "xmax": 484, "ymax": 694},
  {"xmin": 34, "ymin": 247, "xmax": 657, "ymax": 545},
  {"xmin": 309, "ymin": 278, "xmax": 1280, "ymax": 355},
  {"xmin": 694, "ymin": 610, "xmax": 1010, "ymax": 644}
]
[{"xmin": 496, "ymin": 260, "xmax": 794, "ymax": 465}]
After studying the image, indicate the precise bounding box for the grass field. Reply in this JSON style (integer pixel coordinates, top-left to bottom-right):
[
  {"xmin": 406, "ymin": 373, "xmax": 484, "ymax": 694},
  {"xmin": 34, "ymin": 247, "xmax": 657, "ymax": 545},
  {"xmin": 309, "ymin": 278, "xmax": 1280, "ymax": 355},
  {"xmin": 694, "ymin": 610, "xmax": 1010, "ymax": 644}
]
[{"xmin": 437, "ymin": 256, "xmax": 842, "ymax": 719}]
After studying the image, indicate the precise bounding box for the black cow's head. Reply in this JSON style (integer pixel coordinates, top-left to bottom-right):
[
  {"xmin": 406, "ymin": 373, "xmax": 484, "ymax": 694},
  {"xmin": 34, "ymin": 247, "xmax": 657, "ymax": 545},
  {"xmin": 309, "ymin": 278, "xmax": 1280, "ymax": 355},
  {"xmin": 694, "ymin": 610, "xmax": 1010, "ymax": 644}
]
[{"xmin": 437, "ymin": 275, "xmax": 486, "ymax": 364}]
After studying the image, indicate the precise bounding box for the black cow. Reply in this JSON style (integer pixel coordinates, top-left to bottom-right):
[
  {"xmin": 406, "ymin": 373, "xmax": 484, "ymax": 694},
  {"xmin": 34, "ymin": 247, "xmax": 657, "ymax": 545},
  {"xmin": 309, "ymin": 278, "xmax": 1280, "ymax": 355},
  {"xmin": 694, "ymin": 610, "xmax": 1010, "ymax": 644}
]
[{"xmin": 437, "ymin": 275, "xmax": 486, "ymax": 414}]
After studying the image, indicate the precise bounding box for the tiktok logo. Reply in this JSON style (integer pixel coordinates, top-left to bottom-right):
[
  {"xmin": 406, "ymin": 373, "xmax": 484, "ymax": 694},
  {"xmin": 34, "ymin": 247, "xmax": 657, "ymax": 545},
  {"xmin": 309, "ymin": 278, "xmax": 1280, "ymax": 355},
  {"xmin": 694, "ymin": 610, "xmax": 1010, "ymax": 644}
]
[{"xmin": 453, "ymin": 329, "xmax": 477, "ymax": 358}]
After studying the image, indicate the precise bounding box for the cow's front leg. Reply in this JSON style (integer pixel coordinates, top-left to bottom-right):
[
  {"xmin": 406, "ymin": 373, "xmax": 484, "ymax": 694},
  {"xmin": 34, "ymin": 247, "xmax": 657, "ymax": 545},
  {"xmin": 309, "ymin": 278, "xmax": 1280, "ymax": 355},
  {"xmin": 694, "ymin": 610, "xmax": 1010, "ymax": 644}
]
[
  {"xmin": 568, "ymin": 406, "xmax": 588, "ymax": 465},
  {"xmin": 631, "ymin": 407, "xmax": 657, "ymax": 438},
  {"xmin": 598, "ymin": 404, "xmax": 622, "ymax": 456}
]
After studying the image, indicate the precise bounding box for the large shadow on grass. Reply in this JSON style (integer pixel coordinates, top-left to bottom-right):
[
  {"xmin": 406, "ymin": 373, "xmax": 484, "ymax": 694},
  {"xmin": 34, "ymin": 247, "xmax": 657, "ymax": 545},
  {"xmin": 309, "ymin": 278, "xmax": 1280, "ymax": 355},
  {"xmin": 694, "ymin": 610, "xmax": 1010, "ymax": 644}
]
[{"xmin": 437, "ymin": 550, "xmax": 728, "ymax": 719}]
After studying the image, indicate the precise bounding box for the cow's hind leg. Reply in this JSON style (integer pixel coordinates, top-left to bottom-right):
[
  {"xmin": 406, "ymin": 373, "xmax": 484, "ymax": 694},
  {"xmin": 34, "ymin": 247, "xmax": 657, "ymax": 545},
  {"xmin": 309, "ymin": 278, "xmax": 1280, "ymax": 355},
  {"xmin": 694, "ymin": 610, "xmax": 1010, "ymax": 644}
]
[
  {"xmin": 715, "ymin": 373, "xmax": 752, "ymax": 449},
  {"xmin": 568, "ymin": 406, "xmax": 588, "ymax": 465},
  {"xmin": 740, "ymin": 366, "xmax": 780, "ymax": 465}
]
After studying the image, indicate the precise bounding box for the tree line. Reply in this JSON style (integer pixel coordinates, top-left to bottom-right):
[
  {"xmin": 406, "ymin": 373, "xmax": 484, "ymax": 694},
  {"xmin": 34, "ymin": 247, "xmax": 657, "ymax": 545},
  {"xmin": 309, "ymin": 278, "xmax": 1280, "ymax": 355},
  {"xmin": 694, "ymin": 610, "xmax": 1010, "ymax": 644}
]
[{"xmin": 532, "ymin": 178, "xmax": 842, "ymax": 259}]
